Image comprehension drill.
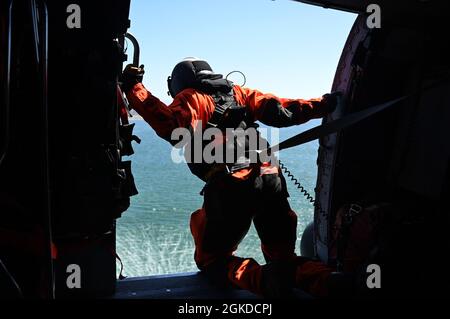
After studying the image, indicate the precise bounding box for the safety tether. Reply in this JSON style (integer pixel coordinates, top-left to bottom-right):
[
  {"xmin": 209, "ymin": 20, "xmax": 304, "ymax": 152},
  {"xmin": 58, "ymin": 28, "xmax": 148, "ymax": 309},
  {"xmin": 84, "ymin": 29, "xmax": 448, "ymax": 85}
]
[
  {"xmin": 269, "ymin": 95, "xmax": 407, "ymax": 154},
  {"xmin": 270, "ymin": 76, "xmax": 450, "ymax": 203},
  {"xmin": 268, "ymin": 76, "xmax": 450, "ymax": 154}
]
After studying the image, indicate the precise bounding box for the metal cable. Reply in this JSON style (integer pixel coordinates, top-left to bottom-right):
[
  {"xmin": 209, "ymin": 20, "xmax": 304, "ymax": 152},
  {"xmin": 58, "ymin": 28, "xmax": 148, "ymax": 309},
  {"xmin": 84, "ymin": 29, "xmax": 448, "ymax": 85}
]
[{"xmin": 0, "ymin": 258, "xmax": 23, "ymax": 298}]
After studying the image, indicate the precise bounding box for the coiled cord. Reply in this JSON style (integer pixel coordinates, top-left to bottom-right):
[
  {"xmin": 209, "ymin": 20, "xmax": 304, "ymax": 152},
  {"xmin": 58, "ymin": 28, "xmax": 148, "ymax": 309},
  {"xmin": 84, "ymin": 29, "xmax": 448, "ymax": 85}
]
[{"xmin": 279, "ymin": 160, "xmax": 315, "ymax": 204}]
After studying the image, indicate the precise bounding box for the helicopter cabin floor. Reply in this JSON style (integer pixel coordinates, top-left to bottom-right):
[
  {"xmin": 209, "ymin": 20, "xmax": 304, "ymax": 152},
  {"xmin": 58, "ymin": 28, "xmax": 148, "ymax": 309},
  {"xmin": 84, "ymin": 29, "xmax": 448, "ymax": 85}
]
[{"xmin": 113, "ymin": 272, "xmax": 313, "ymax": 299}]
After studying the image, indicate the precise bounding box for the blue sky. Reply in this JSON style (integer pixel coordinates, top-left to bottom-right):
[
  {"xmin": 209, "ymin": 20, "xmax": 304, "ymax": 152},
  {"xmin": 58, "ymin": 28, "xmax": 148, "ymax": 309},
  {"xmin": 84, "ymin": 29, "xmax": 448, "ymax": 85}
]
[{"xmin": 126, "ymin": 0, "xmax": 356, "ymax": 104}]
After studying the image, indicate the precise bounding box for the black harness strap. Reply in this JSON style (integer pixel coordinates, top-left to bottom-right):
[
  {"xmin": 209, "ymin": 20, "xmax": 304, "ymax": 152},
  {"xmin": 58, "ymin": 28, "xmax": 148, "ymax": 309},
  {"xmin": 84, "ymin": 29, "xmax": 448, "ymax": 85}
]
[
  {"xmin": 193, "ymin": 90, "xmax": 256, "ymax": 191},
  {"xmin": 206, "ymin": 92, "xmax": 236, "ymax": 128}
]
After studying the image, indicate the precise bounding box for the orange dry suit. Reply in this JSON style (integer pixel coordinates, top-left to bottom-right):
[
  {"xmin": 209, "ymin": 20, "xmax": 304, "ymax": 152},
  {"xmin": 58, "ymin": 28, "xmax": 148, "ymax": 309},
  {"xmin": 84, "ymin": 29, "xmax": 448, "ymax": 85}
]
[{"xmin": 126, "ymin": 80, "xmax": 333, "ymax": 297}]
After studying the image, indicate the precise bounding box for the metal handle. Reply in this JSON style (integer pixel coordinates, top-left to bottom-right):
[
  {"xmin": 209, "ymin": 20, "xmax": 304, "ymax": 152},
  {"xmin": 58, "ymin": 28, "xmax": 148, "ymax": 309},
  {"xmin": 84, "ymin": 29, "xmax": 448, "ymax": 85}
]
[{"xmin": 125, "ymin": 32, "xmax": 140, "ymax": 67}]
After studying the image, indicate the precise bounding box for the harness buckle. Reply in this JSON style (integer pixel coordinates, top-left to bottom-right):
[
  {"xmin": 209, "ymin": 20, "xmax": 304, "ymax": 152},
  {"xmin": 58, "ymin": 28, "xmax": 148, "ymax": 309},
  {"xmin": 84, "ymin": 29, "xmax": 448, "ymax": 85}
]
[
  {"xmin": 344, "ymin": 203, "xmax": 363, "ymax": 224},
  {"xmin": 206, "ymin": 121, "xmax": 218, "ymax": 128}
]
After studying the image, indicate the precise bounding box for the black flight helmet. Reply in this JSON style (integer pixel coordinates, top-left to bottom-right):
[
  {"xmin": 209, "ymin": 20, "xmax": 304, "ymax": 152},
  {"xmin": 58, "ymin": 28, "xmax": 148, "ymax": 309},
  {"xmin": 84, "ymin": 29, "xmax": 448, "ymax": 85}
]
[{"xmin": 167, "ymin": 58, "xmax": 222, "ymax": 98}]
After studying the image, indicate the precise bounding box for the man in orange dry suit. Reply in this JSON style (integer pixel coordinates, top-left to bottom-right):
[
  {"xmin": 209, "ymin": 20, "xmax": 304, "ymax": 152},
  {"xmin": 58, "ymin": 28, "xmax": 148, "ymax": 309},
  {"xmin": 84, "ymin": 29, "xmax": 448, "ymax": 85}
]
[{"xmin": 121, "ymin": 58, "xmax": 341, "ymax": 298}]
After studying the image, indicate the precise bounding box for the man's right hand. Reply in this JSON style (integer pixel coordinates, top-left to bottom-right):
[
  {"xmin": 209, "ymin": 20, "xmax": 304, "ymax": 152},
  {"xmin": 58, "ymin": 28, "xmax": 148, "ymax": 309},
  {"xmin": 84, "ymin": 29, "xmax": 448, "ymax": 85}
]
[
  {"xmin": 120, "ymin": 64, "xmax": 145, "ymax": 93},
  {"xmin": 321, "ymin": 91, "xmax": 342, "ymax": 114}
]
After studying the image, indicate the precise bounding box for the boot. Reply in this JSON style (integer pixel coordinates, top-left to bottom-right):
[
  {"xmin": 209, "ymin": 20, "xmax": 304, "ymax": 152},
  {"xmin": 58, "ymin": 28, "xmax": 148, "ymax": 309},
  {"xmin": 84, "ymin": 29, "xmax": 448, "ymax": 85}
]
[{"xmin": 260, "ymin": 260, "xmax": 296, "ymax": 299}]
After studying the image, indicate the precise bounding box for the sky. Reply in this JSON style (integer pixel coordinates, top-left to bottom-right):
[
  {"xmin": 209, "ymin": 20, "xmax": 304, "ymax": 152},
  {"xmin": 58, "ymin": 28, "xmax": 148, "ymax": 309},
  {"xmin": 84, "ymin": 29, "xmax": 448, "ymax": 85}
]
[{"xmin": 126, "ymin": 0, "xmax": 356, "ymax": 104}]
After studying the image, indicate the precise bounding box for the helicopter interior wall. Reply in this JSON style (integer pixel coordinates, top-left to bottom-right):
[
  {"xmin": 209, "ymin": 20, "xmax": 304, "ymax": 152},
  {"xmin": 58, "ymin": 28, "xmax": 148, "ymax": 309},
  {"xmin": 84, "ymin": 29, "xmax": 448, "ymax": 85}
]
[
  {"xmin": 0, "ymin": 0, "xmax": 132, "ymax": 298},
  {"xmin": 328, "ymin": 19, "xmax": 450, "ymax": 296},
  {"xmin": 0, "ymin": 0, "xmax": 52, "ymax": 298}
]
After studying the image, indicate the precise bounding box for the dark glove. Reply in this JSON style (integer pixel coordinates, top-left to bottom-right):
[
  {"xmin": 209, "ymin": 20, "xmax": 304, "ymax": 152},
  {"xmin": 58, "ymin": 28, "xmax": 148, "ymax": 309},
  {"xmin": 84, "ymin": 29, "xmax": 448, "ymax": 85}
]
[
  {"xmin": 321, "ymin": 91, "xmax": 342, "ymax": 114},
  {"xmin": 120, "ymin": 64, "xmax": 145, "ymax": 93}
]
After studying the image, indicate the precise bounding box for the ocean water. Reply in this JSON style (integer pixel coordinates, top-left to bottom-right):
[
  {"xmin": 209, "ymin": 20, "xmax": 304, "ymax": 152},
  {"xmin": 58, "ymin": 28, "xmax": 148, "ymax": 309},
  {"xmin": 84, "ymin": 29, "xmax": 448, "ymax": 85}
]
[{"xmin": 116, "ymin": 119, "xmax": 322, "ymax": 277}]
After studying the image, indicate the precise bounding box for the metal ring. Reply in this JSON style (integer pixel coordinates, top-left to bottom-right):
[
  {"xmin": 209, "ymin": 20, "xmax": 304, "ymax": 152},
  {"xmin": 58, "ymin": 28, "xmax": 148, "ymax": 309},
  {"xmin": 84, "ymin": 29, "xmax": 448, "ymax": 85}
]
[{"xmin": 226, "ymin": 70, "xmax": 247, "ymax": 87}]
